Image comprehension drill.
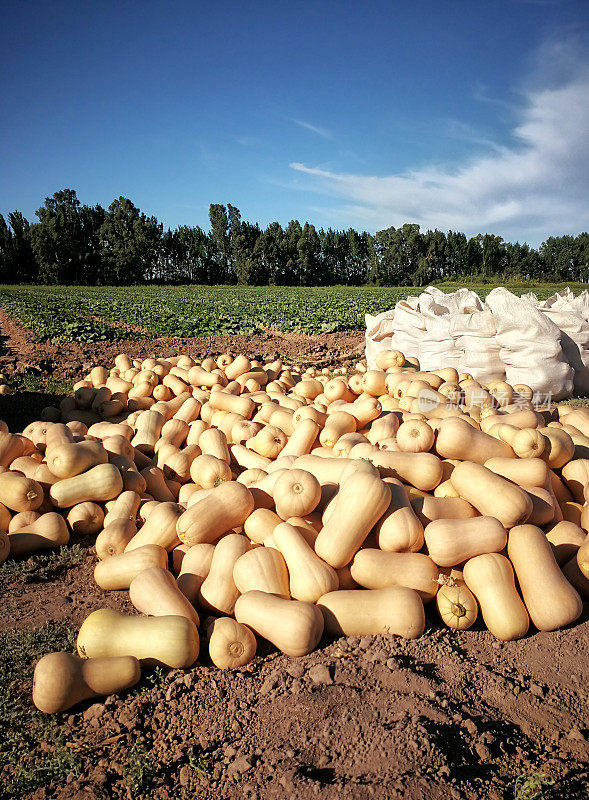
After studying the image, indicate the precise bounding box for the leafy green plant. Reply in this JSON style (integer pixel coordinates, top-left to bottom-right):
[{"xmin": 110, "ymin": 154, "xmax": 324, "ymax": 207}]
[
  {"xmin": 123, "ymin": 739, "xmax": 157, "ymax": 797},
  {"xmin": 0, "ymin": 622, "xmax": 80, "ymax": 798},
  {"xmin": 513, "ymin": 771, "xmax": 555, "ymax": 800}
]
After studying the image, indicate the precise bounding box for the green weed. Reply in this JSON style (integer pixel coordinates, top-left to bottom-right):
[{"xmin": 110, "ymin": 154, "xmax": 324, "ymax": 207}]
[
  {"xmin": 123, "ymin": 739, "xmax": 157, "ymax": 797},
  {"xmin": 513, "ymin": 771, "xmax": 555, "ymax": 800}
]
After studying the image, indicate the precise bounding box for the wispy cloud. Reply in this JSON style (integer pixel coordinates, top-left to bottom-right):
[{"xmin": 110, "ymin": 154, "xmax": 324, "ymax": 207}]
[
  {"xmin": 291, "ymin": 118, "xmax": 333, "ymax": 139},
  {"xmin": 289, "ymin": 47, "xmax": 589, "ymax": 244}
]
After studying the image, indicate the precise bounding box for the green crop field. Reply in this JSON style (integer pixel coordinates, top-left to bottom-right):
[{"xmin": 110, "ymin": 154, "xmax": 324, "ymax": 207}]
[{"xmin": 0, "ymin": 283, "xmax": 586, "ymax": 343}]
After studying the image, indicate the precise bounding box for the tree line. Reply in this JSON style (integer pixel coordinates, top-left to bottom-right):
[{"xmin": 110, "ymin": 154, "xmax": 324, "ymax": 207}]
[{"xmin": 1, "ymin": 188, "xmax": 588, "ymax": 286}]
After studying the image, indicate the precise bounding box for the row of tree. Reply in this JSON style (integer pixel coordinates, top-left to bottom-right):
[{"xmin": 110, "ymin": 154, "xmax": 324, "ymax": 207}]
[{"xmin": 1, "ymin": 189, "xmax": 588, "ymax": 285}]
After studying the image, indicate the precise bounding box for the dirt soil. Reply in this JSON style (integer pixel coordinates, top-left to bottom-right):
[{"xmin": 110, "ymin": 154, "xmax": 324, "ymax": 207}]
[
  {"xmin": 0, "ymin": 309, "xmax": 588, "ymax": 800},
  {"xmin": 0, "ymin": 307, "xmax": 366, "ymax": 384},
  {"xmin": 2, "ymin": 550, "xmax": 587, "ymax": 800}
]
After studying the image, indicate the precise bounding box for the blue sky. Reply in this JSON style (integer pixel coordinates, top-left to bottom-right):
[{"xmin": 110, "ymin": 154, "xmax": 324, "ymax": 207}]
[{"xmin": 1, "ymin": 0, "xmax": 588, "ymax": 246}]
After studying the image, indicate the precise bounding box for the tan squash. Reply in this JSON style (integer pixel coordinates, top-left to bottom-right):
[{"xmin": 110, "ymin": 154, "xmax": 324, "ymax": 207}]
[
  {"xmin": 234, "ymin": 591, "xmax": 323, "ymax": 657},
  {"xmin": 177, "ymin": 481, "xmax": 254, "ymax": 545},
  {"xmin": 272, "ymin": 522, "xmax": 338, "ymax": 602},
  {"xmin": 483, "ymin": 456, "xmax": 550, "ymax": 489},
  {"xmin": 374, "ymin": 478, "xmax": 424, "ymax": 552},
  {"xmin": 462, "ymin": 553, "xmax": 529, "ymax": 641},
  {"xmin": 539, "ymin": 427, "xmax": 575, "ymax": 469},
  {"xmin": 545, "ymin": 521, "xmax": 586, "ymax": 565},
  {"xmin": 317, "ymin": 586, "xmax": 425, "ymax": 638},
  {"xmin": 94, "ymin": 544, "xmax": 168, "ymax": 589},
  {"xmin": 189, "ymin": 454, "xmax": 232, "ymax": 488},
  {"xmin": 198, "ymin": 533, "xmax": 250, "ymax": 615},
  {"xmin": 435, "ymin": 572, "xmax": 478, "ymax": 630},
  {"xmin": 0, "ymin": 472, "xmax": 44, "ymax": 512},
  {"xmin": 129, "ymin": 566, "xmax": 199, "ymax": 624},
  {"xmin": 424, "ymin": 516, "xmax": 507, "ymax": 567},
  {"xmin": 207, "ymin": 617, "xmax": 257, "ymax": 669},
  {"xmin": 436, "ymin": 417, "xmax": 515, "ymax": 463},
  {"xmin": 8, "ymin": 513, "xmax": 69, "ymax": 557},
  {"xmin": 314, "ymin": 473, "xmax": 390, "ymax": 568},
  {"xmin": 350, "ymin": 550, "xmax": 439, "ymax": 601},
  {"xmin": 46, "ymin": 441, "xmax": 108, "ymax": 479},
  {"xmin": 350, "ymin": 448, "xmax": 444, "ymax": 491},
  {"xmin": 410, "ymin": 495, "xmax": 478, "ymax": 527},
  {"xmin": 103, "ymin": 490, "xmax": 141, "ymax": 528},
  {"xmin": 95, "ymin": 519, "xmax": 137, "ymax": 560},
  {"xmin": 561, "ymin": 459, "xmax": 589, "ymax": 504},
  {"xmin": 396, "ymin": 419, "xmax": 435, "ymax": 453},
  {"xmin": 50, "ymin": 463, "xmax": 123, "ymax": 508},
  {"xmin": 33, "ymin": 652, "xmax": 141, "ymax": 713},
  {"xmin": 233, "ymin": 545, "xmax": 290, "ymax": 597},
  {"xmin": 577, "ymin": 536, "xmax": 589, "ymax": 579},
  {"xmin": 125, "ymin": 501, "xmax": 183, "ymax": 552},
  {"xmin": 8, "ymin": 510, "xmax": 40, "ymax": 533},
  {"xmin": 507, "ymin": 524, "xmax": 582, "ymax": 630},
  {"xmin": 243, "ymin": 507, "xmax": 281, "ymax": 544},
  {"xmin": 450, "ymin": 461, "xmax": 532, "ymax": 528},
  {"xmin": 176, "ymin": 542, "xmax": 215, "ymax": 602},
  {"xmin": 272, "ymin": 468, "xmax": 321, "ymax": 520},
  {"xmin": 77, "ymin": 608, "xmax": 199, "ymax": 668},
  {"xmin": 66, "ymin": 502, "xmax": 105, "ymax": 536}
]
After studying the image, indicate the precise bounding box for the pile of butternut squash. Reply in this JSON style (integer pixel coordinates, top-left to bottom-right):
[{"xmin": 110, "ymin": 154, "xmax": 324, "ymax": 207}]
[{"xmin": 1, "ymin": 349, "xmax": 586, "ymax": 713}]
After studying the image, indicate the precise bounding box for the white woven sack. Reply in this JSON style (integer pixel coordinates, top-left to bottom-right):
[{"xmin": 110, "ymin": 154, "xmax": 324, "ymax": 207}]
[
  {"xmin": 534, "ymin": 292, "xmax": 589, "ymax": 395},
  {"xmin": 486, "ymin": 288, "xmax": 574, "ymax": 400},
  {"xmin": 450, "ymin": 306, "xmax": 505, "ymax": 384},
  {"xmin": 417, "ymin": 290, "xmax": 463, "ymax": 371},
  {"xmin": 365, "ymin": 297, "xmax": 426, "ymax": 369}
]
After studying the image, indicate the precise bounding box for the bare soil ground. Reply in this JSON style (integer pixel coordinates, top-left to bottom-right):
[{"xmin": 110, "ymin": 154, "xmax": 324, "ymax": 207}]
[{"xmin": 0, "ymin": 309, "xmax": 587, "ymax": 800}]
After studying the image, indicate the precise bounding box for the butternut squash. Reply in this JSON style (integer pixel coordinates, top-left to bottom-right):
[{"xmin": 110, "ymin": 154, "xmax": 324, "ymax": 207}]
[
  {"xmin": 77, "ymin": 608, "xmax": 199, "ymax": 668},
  {"xmin": 545, "ymin": 521, "xmax": 586, "ymax": 565},
  {"xmin": 129, "ymin": 566, "xmax": 199, "ymax": 624},
  {"xmin": 507, "ymin": 524, "xmax": 582, "ymax": 630},
  {"xmin": 177, "ymin": 481, "xmax": 254, "ymax": 545},
  {"xmin": 350, "ymin": 550, "xmax": 439, "ymax": 601},
  {"xmin": 234, "ymin": 591, "xmax": 323, "ymax": 657},
  {"xmin": 561, "ymin": 459, "xmax": 589, "ymax": 504},
  {"xmin": 8, "ymin": 511, "xmax": 40, "ymax": 533},
  {"xmin": 0, "ymin": 471, "xmax": 44, "ymax": 513},
  {"xmin": 462, "ymin": 553, "xmax": 529, "ymax": 640},
  {"xmin": 103, "ymin": 490, "xmax": 141, "ymax": 528},
  {"xmin": 189, "ymin": 454, "xmax": 232, "ymax": 489},
  {"xmin": 233, "ymin": 545, "xmax": 290, "ymax": 597},
  {"xmin": 375, "ymin": 478, "xmax": 424, "ymax": 553},
  {"xmin": 314, "ymin": 473, "xmax": 390, "ymax": 568},
  {"xmin": 176, "ymin": 542, "xmax": 215, "ymax": 602},
  {"xmin": 450, "ymin": 461, "xmax": 532, "ymax": 528},
  {"xmin": 8, "ymin": 513, "xmax": 69, "ymax": 557},
  {"xmin": 539, "ymin": 426, "xmax": 575, "ymax": 469},
  {"xmin": 50, "ymin": 463, "xmax": 123, "ymax": 508},
  {"xmin": 208, "ymin": 617, "xmax": 257, "ymax": 669},
  {"xmin": 46, "ymin": 441, "xmax": 108, "ymax": 479},
  {"xmin": 350, "ymin": 447, "xmax": 443, "ymax": 491},
  {"xmin": 396, "ymin": 419, "xmax": 434, "ymax": 453},
  {"xmin": 95, "ymin": 519, "xmax": 137, "ymax": 560},
  {"xmin": 436, "ymin": 417, "xmax": 515, "ymax": 462},
  {"xmin": 66, "ymin": 502, "xmax": 104, "ymax": 536},
  {"xmin": 33, "ymin": 652, "xmax": 141, "ymax": 713},
  {"xmin": 410, "ymin": 495, "xmax": 478, "ymax": 526},
  {"xmin": 317, "ymin": 586, "xmax": 425, "ymax": 638},
  {"xmin": 198, "ymin": 533, "xmax": 250, "ymax": 615},
  {"xmin": 271, "ymin": 468, "xmax": 321, "ymax": 520},
  {"xmin": 125, "ymin": 501, "xmax": 183, "ymax": 552},
  {"xmin": 243, "ymin": 507, "xmax": 280, "ymax": 544},
  {"xmin": 272, "ymin": 522, "xmax": 337, "ymax": 602},
  {"xmin": 435, "ymin": 572, "xmax": 478, "ymax": 630},
  {"xmin": 94, "ymin": 544, "xmax": 168, "ymax": 589},
  {"xmin": 483, "ymin": 456, "xmax": 550, "ymax": 489},
  {"xmin": 577, "ymin": 536, "xmax": 589, "ymax": 579},
  {"xmin": 424, "ymin": 516, "xmax": 507, "ymax": 567}
]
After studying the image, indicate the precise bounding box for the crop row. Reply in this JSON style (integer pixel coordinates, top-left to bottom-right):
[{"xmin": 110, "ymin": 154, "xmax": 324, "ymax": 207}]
[{"xmin": 0, "ymin": 284, "xmax": 584, "ymax": 343}]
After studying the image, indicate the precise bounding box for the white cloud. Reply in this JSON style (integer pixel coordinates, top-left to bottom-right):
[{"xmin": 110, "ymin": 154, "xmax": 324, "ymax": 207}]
[
  {"xmin": 291, "ymin": 118, "xmax": 333, "ymax": 140},
  {"xmin": 289, "ymin": 59, "xmax": 589, "ymax": 245}
]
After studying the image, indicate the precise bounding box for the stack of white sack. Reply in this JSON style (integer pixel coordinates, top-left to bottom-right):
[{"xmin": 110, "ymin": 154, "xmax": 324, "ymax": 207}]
[{"xmin": 365, "ymin": 286, "xmax": 584, "ymax": 401}]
